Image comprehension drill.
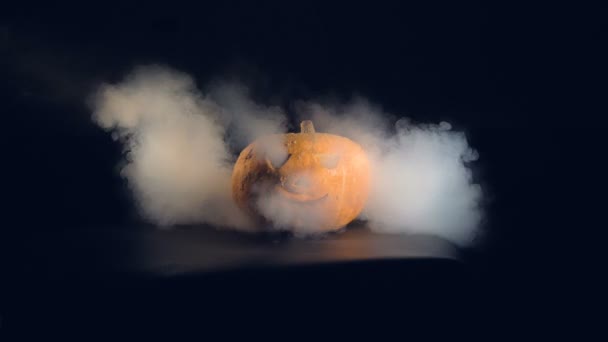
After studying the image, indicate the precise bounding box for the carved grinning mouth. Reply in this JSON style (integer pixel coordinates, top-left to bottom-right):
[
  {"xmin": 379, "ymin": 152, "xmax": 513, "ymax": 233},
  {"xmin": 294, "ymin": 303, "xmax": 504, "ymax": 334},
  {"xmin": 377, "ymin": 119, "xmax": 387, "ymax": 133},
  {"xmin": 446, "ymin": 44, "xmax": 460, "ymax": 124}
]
[{"xmin": 275, "ymin": 186, "xmax": 328, "ymax": 204}]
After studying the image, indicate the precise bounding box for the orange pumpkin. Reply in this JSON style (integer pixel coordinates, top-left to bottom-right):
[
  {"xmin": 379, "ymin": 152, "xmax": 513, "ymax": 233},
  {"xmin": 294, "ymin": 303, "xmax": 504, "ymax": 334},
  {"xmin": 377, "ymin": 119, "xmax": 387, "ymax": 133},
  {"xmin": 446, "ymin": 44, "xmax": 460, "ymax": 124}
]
[{"xmin": 231, "ymin": 120, "xmax": 371, "ymax": 232}]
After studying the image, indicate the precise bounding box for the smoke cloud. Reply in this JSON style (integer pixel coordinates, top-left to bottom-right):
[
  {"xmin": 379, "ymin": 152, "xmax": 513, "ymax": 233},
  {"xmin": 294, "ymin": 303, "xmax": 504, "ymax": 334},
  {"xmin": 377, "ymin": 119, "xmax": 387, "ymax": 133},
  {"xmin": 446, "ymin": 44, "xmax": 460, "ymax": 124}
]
[
  {"xmin": 299, "ymin": 101, "xmax": 482, "ymax": 245},
  {"xmin": 91, "ymin": 65, "xmax": 284, "ymax": 230},
  {"xmin": 91, "ymin": 65, "xmax": 482, "ymax": 246}
]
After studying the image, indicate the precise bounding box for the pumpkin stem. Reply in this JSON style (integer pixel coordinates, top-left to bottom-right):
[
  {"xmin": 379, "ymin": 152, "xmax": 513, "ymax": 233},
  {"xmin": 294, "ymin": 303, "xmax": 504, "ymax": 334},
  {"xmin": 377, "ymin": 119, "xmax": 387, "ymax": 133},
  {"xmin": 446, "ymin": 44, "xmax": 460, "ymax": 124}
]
[{"xmin": 300, "ymin": 120, "xmax": 315, "ymax": 133}]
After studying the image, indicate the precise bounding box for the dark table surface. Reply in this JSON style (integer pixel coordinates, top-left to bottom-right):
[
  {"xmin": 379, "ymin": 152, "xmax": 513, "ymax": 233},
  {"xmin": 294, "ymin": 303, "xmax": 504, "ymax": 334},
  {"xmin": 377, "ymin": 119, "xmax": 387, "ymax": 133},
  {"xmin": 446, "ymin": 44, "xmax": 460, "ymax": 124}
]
[
  {"xmin": 6, "ymin": 223, "xmax": 459, "ymax": 279},
  {"xmin": 0, "ymin": 224, "xmax": 479, "ymax": 337}
]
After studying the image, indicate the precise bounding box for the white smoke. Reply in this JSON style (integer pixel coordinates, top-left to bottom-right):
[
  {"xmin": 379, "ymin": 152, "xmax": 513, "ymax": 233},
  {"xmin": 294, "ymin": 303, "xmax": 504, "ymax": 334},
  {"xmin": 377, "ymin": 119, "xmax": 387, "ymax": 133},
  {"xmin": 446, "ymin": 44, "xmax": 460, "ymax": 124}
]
[
  {"xmin": 300, "ymin": 100, "xmax": 483, "ymax": 245},
  {"xmin": 256, "ymin": 190, "xmax": 331, "ymax": 236},
  {"xmin": 91, "ymin": 65, "xmax": 483, "ymax": 246},
  {"xmin": 91, "ymin": 65, "xmax": 285, "ymax": 229}
]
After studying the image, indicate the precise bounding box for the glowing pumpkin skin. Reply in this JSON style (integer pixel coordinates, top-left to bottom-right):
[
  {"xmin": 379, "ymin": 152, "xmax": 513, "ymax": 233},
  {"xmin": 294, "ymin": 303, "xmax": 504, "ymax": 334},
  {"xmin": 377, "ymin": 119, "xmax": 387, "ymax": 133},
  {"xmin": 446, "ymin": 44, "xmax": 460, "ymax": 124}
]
[{"xmin": 232, "ymin": 121, "xmax": 371, "ymax": 232}]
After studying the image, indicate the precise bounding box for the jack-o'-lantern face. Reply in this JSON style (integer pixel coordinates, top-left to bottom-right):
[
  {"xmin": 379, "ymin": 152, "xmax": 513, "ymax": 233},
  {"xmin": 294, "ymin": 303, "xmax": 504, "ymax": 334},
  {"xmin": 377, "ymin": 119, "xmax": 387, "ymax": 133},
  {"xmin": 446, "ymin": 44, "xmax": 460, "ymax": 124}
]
[{"xmin": 232, "ymin": 121, "xmax": 371, "ymax": 232}]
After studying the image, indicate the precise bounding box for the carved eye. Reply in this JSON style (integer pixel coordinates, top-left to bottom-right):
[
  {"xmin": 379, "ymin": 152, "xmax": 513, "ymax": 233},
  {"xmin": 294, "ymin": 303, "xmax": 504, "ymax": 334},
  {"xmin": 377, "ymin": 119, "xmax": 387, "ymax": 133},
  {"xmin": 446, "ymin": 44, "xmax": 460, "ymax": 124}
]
[
  {"xmin": 266, "ymin": 150, "xmax": 290, "ymax": 169},
  {"xmin": 318, "ymin": 154, "xmax": 340, "ymax": 169}
]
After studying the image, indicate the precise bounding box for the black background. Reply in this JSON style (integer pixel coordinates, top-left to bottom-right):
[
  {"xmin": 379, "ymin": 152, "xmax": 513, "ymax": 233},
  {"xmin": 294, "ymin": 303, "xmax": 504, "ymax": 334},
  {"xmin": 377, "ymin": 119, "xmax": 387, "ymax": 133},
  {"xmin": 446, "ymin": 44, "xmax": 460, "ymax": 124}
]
[{"xmin": 0, "ymin": 1, "xmax": 602, "ymax": 336}]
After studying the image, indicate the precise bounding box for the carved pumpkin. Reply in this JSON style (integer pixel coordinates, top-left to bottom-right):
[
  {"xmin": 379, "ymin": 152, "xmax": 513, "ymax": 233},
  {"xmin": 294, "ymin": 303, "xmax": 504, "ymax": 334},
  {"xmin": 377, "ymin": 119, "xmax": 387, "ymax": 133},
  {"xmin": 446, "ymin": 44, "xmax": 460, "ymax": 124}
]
[{"xmin": 231, "ymin": 120, "xmax": 371, "ymax": 232}]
